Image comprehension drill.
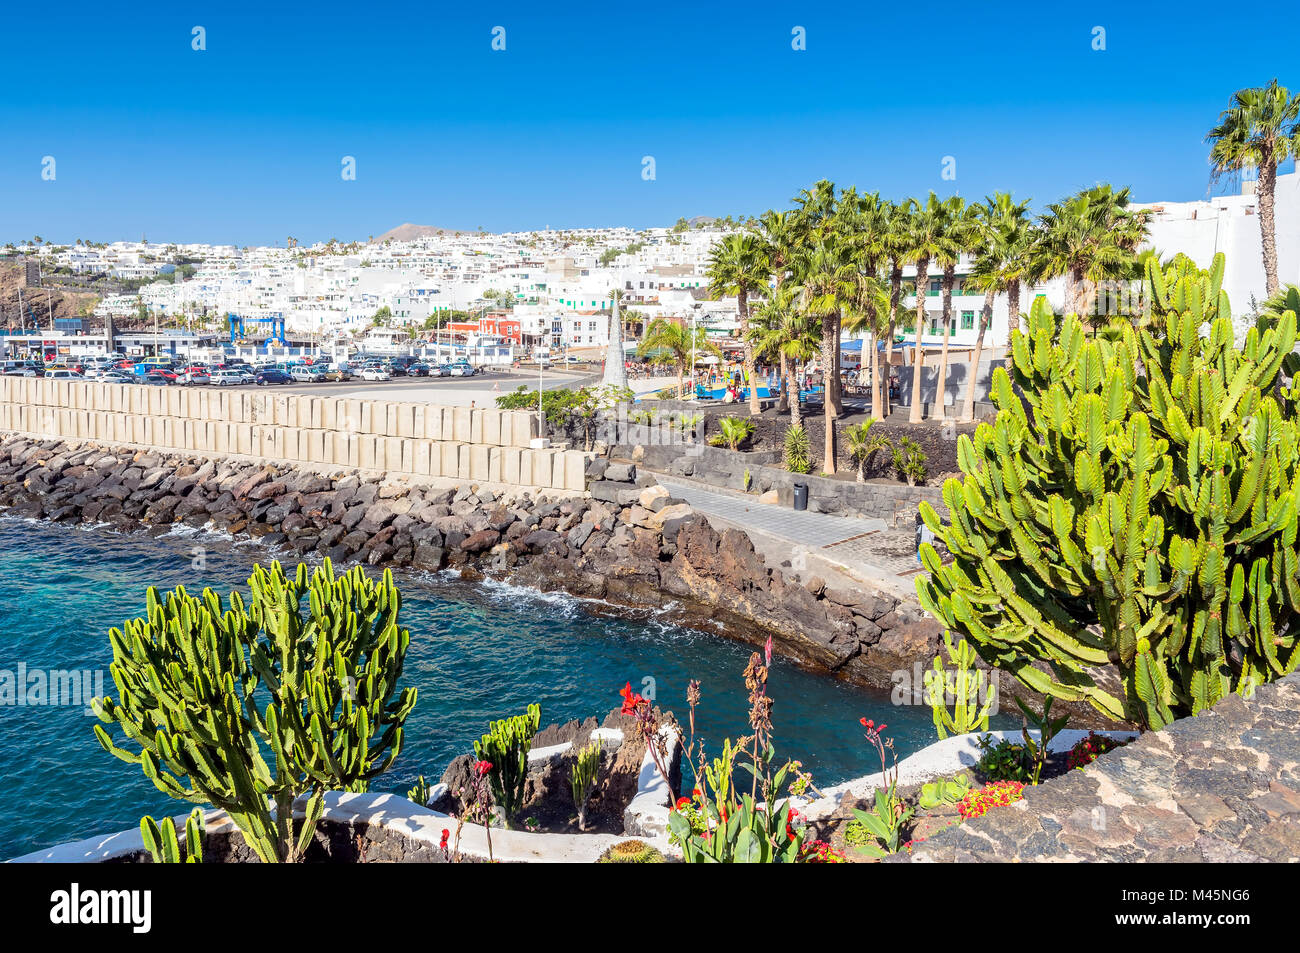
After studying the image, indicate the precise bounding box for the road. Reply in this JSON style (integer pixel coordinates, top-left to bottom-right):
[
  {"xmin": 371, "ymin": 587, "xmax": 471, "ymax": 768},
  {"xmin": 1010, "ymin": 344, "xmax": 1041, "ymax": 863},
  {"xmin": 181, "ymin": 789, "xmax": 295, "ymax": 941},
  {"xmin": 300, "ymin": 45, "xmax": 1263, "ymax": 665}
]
[{"xmin": 235, "ymin": 368, "xmax": 596, "ymax": 406}]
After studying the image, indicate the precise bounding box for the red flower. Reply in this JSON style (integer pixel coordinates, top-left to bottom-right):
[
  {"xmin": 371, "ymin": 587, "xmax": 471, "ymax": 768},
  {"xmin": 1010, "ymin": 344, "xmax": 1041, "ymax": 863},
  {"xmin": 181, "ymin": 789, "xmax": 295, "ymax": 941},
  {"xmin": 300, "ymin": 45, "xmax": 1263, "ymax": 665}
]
[
  {"xmin": 475, "ymin": 760, "xmax": 493, "ymax": 776},
  {"xmin": 675, "ymin": 796, "xmax": 691, "ymax": 810},
  {"xmin": 439, "ymin": 829, "xmax": 450, "ymax": 850},
  {"xmin": 619, "ymin": 681, "xmax": 645, "ymax": 715}
]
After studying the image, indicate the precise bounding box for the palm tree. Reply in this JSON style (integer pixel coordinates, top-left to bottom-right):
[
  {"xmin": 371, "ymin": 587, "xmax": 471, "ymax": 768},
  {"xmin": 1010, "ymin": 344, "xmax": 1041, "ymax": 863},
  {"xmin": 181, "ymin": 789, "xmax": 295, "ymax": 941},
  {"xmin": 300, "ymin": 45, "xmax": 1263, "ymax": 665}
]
[
  {"xmin": 757, "ymin": 209, "xmax": 800, "ymax": 412},
  {"xmin": 706, "ymin": 232, "xmax": 770, "ymax": 415},
  {"xmin": 1206, "ymin": 79, "xmax": 1300, "ymax": 297},
  {"xmin": 880, "ymin": 200, "xmax": 912, "ymax": 418},
  {"xmin": 749, "ymin": 291, "xmax": 820, "ymax": 430},
  {"xmin": 933, "ymin": 196, "xmax": 975, "ymax": 420},
  {"xmin": 792, "ymin": 180, "xmax": 846, "ymax": 417},
  {"xmin": 641, "ymin": 317, "xmax": 720, "ymax": 397},
  {"xmin": 906, "ymin": 193, "xmax": 946, "ymax": 423},
  {"xmin": 1030, "ymin": 184, "xmax": 1149, "ymax": 320},
  {"xmin": 789, "ymin": 237, "xmax": 873, "ymax": 474},
  {"xmin": 844, "ymin": 419, "xmax": 891, "ymax": 482},
  {"xmin": 963, "ymin": 193, "xmax": 1032, "ymax": 421}
]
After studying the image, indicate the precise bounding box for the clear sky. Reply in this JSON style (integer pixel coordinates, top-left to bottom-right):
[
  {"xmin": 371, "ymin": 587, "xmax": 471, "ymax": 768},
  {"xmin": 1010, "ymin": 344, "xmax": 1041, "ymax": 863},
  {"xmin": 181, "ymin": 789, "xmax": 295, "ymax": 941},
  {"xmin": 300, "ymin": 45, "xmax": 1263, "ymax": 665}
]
[{"xmin": 2, "ymin": 0, "xmax": 1297, "ymax": 246}]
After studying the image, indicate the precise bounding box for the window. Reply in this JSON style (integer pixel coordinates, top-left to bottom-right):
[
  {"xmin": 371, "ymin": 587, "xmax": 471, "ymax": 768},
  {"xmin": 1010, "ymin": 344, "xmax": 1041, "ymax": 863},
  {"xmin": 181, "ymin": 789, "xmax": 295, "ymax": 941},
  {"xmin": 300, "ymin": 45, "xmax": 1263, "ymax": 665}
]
[
  {"xmin": 960, "ymin": 310, "xmax": 975, "ymax": 330},
  {"xmin": 928, "ymin": 280, "xmax": 941, "ymax": 296}
]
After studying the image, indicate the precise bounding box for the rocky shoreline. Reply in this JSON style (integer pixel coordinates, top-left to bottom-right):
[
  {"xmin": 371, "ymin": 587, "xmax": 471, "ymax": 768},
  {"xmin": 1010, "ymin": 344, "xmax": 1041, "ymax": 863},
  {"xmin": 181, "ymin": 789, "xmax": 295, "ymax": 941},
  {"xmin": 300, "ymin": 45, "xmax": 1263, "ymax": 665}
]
[{"xmin": 0, "ymin": 434, "xmax": 931, "ymax": 688}]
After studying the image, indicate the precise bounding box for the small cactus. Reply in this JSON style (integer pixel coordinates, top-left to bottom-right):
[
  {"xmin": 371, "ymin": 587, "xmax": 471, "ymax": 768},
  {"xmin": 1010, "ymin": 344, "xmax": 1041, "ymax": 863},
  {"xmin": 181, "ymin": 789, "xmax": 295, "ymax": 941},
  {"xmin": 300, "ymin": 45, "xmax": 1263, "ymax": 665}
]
[{"xmin": 598, "ymin": 839, "xmax": 666, "ymax": 864}]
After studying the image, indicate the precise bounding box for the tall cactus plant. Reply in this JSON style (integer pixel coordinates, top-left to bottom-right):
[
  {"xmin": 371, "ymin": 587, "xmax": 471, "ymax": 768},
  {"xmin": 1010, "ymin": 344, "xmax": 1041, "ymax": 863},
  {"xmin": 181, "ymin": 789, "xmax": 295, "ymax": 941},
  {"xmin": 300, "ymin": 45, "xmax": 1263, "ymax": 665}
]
[
  {"xmin": 474, "ymin": 703, "xmax": 541, "ymax": 828},
  {"xmin": 916, "ymin": 254, "xmax": 1300, "ymax": 728},
  {"xmin": 92, "ymin": 558, "xmax": 418, "ymax": 862}
]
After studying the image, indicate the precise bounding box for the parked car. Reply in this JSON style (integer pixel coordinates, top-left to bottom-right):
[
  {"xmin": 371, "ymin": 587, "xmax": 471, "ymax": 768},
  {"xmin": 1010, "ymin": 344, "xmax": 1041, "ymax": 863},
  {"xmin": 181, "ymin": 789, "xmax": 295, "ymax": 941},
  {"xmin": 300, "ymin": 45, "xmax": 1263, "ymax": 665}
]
[
  {"xmin": 290, "ymin": 365, "xmax": 320, "ymax": 383},
  {"xmin": 210, "ymin": 369, "xmax": 243, "ymax": 386},
  {"xmin": 359, "ymin": 365, "xmax": 391, "ymax": 382},
  {"xmin": 179, "ymin": 365, "xmax": 210, "ymax": 385},
  {"xmin": 101, "ymin": 371, "xmax": 134, "ymax": 384},
  {"xmin": 44, "ymin": 368, "xmax": 82, "ymax": 380},
  {"xmin": 447, "ymin": 362, "xmax": 476, "ymax": 377},
  {"xmin": 144, "ymin": 371, "xmax": 172, "ymax": 386},
  {"xmin": 3, "ymin": 361, "xmax": 41, "ymax": 377},
  {"xmin": 255, "ymin": 369, "xmax": 293, "ymax": 385},
  {"xmin": 406, "ymin": 362, "xmax": 432, "ymax": 377},
  {"xmin": 320, "ymin": 363, "xmax": 352, "ymax": 382}
]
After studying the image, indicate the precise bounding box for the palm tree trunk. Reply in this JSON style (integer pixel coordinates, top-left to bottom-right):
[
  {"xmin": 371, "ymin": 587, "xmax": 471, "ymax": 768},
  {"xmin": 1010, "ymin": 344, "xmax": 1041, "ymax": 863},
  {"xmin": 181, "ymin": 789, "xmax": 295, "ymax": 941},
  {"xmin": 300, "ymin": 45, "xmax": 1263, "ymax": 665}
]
[
  {"xmin": 790, "ymin": 366, "xmax": 803, "ymax": 429},
  {"xmin": 1258, "ymin": 153, "xmax": 1280, "ymax": 297},
  {"xmin": 1008, "ymin": 282, "xmax": 1022, "ymax": 337},
  {"xmin": 869, "ymin": 331, "xmax": 881, "ymax": 418},
  {"xmin": 937, "ymin": 268, "xmax": 954, "ymax": 420},
  {"xmin": 777, "ymin": 351, "xmax": 790, "ymax": 413},
  {"xmin": 821, "ymin": 314, "xmax": 838, "ymax": 474},
  {"xmin": 964, "ymin": 288, "xmax": 995, "ymax": 421},
  {"xmin": 909, "ymin": 259, "xmax": 930, "ymax": 424},
  {"xmin": 885, "ymin": 262, "xmax": 902, "ymax": 416},
  {"xmin": 740, "ymin": 288, "xmax": 761, "ymax": 416},
  {"xmin": 827, "ymin": 313, "xmax": 844, "ymax": 416}
]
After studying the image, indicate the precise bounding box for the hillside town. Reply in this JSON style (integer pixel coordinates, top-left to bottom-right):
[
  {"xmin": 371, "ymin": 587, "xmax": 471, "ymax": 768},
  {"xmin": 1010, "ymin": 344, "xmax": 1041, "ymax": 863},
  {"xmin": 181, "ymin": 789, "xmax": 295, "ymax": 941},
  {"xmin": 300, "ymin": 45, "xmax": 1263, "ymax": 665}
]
[{"xmin": 2, "ymin": 166, "xmax": 1295, "ymax": 371}]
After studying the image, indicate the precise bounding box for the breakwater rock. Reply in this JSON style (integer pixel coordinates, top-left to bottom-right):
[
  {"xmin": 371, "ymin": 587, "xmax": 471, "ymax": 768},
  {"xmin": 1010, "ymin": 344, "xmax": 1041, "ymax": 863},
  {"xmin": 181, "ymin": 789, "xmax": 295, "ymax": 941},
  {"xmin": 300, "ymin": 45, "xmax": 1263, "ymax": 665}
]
[{"xmin": 0, "ymin": 435, "xmax": 922, "ymax": 684}]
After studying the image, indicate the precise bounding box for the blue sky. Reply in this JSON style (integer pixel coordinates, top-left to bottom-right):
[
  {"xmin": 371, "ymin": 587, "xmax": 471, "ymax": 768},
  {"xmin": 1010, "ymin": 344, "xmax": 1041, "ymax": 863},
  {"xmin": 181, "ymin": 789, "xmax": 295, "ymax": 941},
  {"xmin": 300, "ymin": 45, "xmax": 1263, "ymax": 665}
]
[{"xmin": 2, "ymin": 0, "xmax": 1296, "ymax": 245}]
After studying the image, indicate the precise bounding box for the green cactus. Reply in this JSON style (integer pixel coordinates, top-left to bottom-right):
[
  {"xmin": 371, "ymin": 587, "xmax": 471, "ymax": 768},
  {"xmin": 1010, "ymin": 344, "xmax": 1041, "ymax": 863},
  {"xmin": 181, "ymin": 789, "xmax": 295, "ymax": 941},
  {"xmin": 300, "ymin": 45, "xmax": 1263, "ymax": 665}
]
[
  {"xmin": 926, "ymin": 629, "xmax": 997, "ymax": 739},
  {"xmin": 140, "ymin": 808, "xmax": 205, "ymax": 864},
  {"xmin": 473, "ymin": 703, "xmax": 541, "ymax": 829},
  {"xmin": 407, "ymin": 775, "xmax": 432, "ymax": 807},
  {"xmin": 916, "ymin": 254, "xmax": 1300, "ymax": 729},
  {"xmin": 569, "ymin": 738, "xmax": 603, "ymax": 831},
  {"xmin": 598, "ymin": 839, "xmax": 666, "ymax": 864},
  {"xmin": 93, "ymin": 558, "xmax": 418, "ymax": 862}
]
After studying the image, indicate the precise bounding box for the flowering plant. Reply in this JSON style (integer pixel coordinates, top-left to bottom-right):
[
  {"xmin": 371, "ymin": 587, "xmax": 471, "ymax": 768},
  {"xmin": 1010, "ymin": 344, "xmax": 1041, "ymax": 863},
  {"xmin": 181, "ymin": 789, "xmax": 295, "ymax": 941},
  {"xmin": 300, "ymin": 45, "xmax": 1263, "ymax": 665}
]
[
  {"xmin": 847, "ymin": 717, "xmax": 914, "ymax": 857},
  {"xmin": 1065, "ymin": 731, "xmax": 1129, "ymax": 770},
  {"xmin": 957, "ymin": 781, "xmax": 1025, "ymax": 820},
  {"xmin": 665, "ymin": 639, "xmax": 811, "ymax": 863}
]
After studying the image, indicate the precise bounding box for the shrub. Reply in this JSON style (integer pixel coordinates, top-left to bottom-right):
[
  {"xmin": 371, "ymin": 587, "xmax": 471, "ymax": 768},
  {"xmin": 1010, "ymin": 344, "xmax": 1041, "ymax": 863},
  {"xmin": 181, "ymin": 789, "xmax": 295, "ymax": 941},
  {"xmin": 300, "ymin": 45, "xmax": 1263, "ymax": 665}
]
[
  {"xmin": 891, "ymin": 436, "xmax": 927, "ymax": 486},
  {"xmin": 957, "ymin": 781, "xmax": 1025, "ymax": 820},
  {"xmin": 1066, "ymin": 731, "xmax": 1131, "ymax": 770},
  {"xmin": 783, "ymin": 424, "xmax": 812, "ymax": 473},
  {"xmin": 918, "ymin": 773, "xmax": 973, "ymax": 810},
  {"xmin": 974, "ymin": 735, "xmax": 1034, "ymax": 783},
  {"xmin": 92, "ymin": 559, "xmax": 418, "ymax": 863},
  {"xmin": 917, "ymin": 256, "xmax": 1300, "ymax": 729},
  {"xmin": 714, "ymin": 415, "xmax": 756, "ymax": 451},
  {"xmin": 473, "ymin": 703, "xmax": 541, "ymax": 829},
  {"xmin": 844, "ymin": 418, "xmax": 891, "ymax": 482}
]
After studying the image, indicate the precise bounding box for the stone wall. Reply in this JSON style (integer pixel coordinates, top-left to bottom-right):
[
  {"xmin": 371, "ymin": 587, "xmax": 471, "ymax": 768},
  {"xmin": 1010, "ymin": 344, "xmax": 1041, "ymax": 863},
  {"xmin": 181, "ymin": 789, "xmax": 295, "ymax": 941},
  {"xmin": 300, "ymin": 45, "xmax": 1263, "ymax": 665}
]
[
  {"xmin": 0, "ymin": 436, "xmax": 916, "ymax": 686},
  {"xmin": 890, "ymin": 671, "xmax": 1300, "ymax": 862},
  {"xmin": 620, "ymin": 441, "xmax": 947, "ymax": 525},
  {"xmin": 0, "ymin": 375, "xmax": 586, "ymax": 491}
]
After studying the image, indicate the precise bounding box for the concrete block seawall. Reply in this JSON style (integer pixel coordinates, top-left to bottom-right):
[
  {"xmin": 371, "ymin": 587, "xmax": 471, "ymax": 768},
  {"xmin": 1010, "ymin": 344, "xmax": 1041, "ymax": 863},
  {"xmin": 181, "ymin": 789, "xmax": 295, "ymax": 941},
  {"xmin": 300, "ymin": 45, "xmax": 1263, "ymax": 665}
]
[{"xmin": 0, "ymin": 376, "xmax": 588, "ymax": 492}]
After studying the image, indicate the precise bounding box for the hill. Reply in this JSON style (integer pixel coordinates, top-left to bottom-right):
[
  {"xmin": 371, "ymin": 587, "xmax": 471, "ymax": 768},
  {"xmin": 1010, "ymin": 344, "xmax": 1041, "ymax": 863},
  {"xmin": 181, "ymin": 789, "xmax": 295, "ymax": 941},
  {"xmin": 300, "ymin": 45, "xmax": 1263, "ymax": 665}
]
[{"xmin": 371, "ymin": 223, "xmax": 467, "ymax": 243}]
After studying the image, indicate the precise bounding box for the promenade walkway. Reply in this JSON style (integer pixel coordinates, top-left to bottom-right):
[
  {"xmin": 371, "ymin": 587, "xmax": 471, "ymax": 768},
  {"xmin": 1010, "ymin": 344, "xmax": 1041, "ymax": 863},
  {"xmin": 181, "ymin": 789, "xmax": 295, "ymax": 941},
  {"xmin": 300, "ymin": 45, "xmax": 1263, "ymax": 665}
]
[{"xmin": 657, "ymin": 477, "xmax": 924, "ymax": 599}]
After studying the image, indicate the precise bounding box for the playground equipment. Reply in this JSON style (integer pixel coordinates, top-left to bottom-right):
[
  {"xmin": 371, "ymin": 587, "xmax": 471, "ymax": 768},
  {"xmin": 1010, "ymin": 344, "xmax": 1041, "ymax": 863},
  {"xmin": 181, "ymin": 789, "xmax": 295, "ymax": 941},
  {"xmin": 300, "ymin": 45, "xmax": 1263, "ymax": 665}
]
[{"xmin": 227, "ymin": 313, "xmax": 287, "ymax": 346}]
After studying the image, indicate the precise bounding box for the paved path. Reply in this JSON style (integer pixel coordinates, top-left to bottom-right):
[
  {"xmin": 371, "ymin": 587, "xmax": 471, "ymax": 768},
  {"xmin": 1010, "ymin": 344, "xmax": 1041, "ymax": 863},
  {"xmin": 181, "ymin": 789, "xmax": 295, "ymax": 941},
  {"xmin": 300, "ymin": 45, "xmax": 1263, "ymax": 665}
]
[{"xmin": 658, "ymin": 478, "xmax": 923, "ymax": 598}]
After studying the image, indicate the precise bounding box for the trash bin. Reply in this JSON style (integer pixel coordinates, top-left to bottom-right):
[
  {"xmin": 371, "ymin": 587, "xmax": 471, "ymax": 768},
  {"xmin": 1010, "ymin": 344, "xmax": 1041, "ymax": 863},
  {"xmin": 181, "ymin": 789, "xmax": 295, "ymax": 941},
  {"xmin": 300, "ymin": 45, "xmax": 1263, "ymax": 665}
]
[{"xmin": 792, "ymin": 482, "xmax": 808, "ymax": 511}]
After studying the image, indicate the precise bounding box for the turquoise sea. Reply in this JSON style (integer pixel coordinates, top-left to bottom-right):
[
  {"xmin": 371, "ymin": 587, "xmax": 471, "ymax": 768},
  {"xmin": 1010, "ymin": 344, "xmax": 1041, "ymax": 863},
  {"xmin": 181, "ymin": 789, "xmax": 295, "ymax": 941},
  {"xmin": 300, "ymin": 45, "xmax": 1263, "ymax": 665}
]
[{"xmin": 0, "ymin": 515, "xmax": 955, "ymax": 858}]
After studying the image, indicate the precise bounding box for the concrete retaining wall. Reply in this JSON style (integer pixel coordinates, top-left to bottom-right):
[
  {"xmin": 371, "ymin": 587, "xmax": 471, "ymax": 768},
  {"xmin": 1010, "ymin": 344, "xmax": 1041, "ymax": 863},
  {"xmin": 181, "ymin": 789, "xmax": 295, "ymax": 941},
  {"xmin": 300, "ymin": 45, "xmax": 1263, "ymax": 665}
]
[{"xmin": 0, "ymin": 376, "xmax": 587, "ymax": 491}]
